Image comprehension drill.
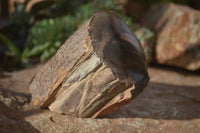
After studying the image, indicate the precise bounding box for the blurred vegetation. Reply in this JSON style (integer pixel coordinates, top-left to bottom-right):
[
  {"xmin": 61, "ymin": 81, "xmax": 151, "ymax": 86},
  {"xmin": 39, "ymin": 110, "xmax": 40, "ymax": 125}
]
[
  {"xmin": 1, "ymin": 0, "xmax": 138, "ymax": 66},
  {"xmin": 0, "ymin": 0, "xmax": 191, "ymax": 69},
  {"xmin": 23, "ymin": 1, "xmax": 140, "ymax": 63},
  {"xmin": 138, "ymin": 0, "xmax": 189, "ymax": 8},
  {"xmin": 135, "ymin": 28, "xmax": 155, "ymax": 62},
  {"xmin": 23, "ymin": 16, "xmax": 76, "ymax": 62}
]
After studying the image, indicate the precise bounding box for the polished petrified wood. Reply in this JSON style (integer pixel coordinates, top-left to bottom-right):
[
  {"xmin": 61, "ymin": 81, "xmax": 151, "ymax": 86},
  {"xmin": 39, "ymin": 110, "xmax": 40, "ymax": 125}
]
[{"xmin": 30, "ymin": 11, "xmax": 149, "ymax": 118}]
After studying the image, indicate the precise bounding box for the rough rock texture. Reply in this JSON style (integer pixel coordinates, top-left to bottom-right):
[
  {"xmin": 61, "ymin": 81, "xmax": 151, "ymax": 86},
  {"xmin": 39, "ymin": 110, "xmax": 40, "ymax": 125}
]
[
  {"xmin": 0, "ymin": 89, "xmax": 29, "ymax": 110},
  {"xmin": 143, "ymin": 3, "xmax": 200, "ymax": 71},
  {"xmin": 25, "ymin": 111, "xmax": 200, "ymax": 133},
  {"xmin": 0, "ymin": 65, "xmax": 200, "ymax": 132},
  {"xmin": 0, "ymin": 101, "xmax": 39, "ymax": 133},
  {"xmin": 30, "ymin": 11, "xmax": 149, "ymax": 118},
  {"xmin": 105, "ymin": 66, "xmax": 200, "ymax": 119},
  {"xmin": 0, "ymin": 66, "xmax": 40, "ymax": 110},
  {"xmin": 27, "ymin": 66, "xmax": 200, "ymax": 132},
  {"xmin": 0, "ymin": 66, "xmax": 39, "ymax": 133}
]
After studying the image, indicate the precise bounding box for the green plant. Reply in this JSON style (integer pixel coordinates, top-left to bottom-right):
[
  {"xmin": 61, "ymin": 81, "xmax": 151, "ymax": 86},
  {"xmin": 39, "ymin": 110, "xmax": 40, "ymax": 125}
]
[
  {"xmin": 1, "ymin": 0, "xmax": 32, "ymax": 50},
  {"xmin": 23, "ymin": 16, "xmax": 76, "ymax": 62},
  {"xmin": 0, "ymin": 0, "xmax": 53, "ymax": 68},
  {"xmin": 0, "ymin": 33, "xmax": 23, "ymax": 68},
  {"xmin": 23, "ymin": 0, "xmax": 140, "ymax": 63},
  {"xmin": 48, "ymin": 0, "xmax": 82, "ymax": 17},
  {"xmin": 0, "ymin": 0, "xmax": 55, "ymax": 61},
  {"xmin": 1, "ymin": 0, "xmax": 139, "ymax": 68},
  {"xmin": 93, "ymin": 0, "xmax": 121, "ymax": 10},
  {"xmin": 0, "ymin": 33, "xmax": 21, "ymax": 59},
  {"xmin": 135, "ymin": 28, "xmax": 155, "ymax": 62}
]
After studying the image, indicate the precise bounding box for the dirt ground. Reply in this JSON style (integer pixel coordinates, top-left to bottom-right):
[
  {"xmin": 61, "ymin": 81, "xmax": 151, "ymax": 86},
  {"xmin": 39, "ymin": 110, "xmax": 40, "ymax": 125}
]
[{"xmin": 0, "ymin": 64, "xmax": 200, "ymax": 133}]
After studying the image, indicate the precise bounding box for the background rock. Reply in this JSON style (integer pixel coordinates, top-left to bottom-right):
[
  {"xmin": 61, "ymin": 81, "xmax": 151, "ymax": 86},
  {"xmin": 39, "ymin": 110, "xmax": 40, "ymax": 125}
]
[
  {"xmin": 143, "ymin": 3, "xmax": 200, "ymax": 71},
  {"xmin": 0, "ymin": 101, "xmax": 39, "ymax": 133},
  {"xmin": 0, "ymin": 90, "xmax": 29, "ymax": 110},
  {"xmin": 0, "ymin": 65, "xmax": 40, "ymax": 110}
]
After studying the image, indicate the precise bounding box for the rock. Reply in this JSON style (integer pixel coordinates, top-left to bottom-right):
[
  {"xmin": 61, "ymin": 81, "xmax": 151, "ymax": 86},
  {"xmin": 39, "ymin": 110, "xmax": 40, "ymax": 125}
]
[
  {"xmin": 30, "ymin": 11, "xmax": 149, "ymax": 118},
  {"xmin": 25, "ymin": 111, "xmax": 200, "ymax": 133},
  {"xmin": 25, "ymin": 66, "xmax": 200, "ymax": 133},
  {"xmin": 0, "ymin": 90, "xmax": 29, "ymax": 110},
  {"xmin": 1, "ymin": 62, "xmax": 200, "ymax": 132},
  {"xmin": 0, "ymin": 65, "xmax": 40, "ymax": 110},
  {"xmin": 0, "ymin": 66, "xmax": 40, "ymax": 132},
  {"xmin": 0, "ymin": 101, "xmax": 39, "ymax": 133},
  {"xmin": 143, "ymin": 3, "xmax": 200, "ymax": 71}
]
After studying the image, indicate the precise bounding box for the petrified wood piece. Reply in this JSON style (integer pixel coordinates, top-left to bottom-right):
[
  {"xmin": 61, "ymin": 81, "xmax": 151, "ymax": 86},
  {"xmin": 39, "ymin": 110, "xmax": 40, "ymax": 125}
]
[{"xmin": 30, "ymin": 11, "xmax": 149, "ymax": 118}]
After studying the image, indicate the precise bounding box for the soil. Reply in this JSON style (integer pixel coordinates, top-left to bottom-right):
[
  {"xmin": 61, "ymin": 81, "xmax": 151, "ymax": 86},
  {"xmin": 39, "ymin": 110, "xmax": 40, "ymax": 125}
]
[{"xmin": 0, "ymin": 64, "xmax": 200, "ymax": 133}]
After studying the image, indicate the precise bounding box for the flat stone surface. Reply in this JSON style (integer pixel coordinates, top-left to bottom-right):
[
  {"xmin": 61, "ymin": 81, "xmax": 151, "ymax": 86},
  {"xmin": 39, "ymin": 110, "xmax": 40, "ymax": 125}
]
[
  {"xmin": 0, "ymin": 65, "xmax": 200, "ymax": 132},
  {"xmin": 0, "ymin": 101, "xmax": 39, "ymax": 133},
  {"xmin": 24, "ymin": 110, "xmax": 200, "ymax": 133},
  {"xmin": 0, "ymin": 65, "xmax": 40, "ymax": 110}
]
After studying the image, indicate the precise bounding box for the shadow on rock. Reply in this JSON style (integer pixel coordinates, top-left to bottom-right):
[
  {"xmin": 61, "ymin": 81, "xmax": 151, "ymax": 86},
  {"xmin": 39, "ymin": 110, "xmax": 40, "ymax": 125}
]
[
  {"xmin": 0, "ymin": 88, "xmax": 31, "ymax": 110},
  {"xmin": 0, "ymin": 101, "xmax": 40, "ymax": 133},
  {"xmin": 104, "ymin": 82, "xmax": 200, "ymax": 120}
]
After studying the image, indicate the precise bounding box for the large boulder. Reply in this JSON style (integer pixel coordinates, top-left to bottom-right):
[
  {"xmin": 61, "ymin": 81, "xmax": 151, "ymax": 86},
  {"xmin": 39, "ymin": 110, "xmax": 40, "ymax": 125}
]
[
  {"xmin": 143, "ymin": 3, "xmax": 200, "ymax": 71},
  {"xmin": 25, "ymin": 66, "xmax": 200, "ymax": 133},
  {"xmin": 1, "ymin": 57, "xmax": 200, "ymax": 132},
  {"xmin": 29, "ymin": 11, "xmax": 149, "ymax": 118}
]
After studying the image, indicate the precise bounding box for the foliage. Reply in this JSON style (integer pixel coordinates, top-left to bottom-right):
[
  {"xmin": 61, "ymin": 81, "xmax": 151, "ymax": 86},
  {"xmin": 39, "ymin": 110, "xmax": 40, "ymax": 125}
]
[
  {"xmin": 23, "ymin": 3, "xmax": 93, "ymax": 62},
  {"xmin": 23, "ymin": 16, "xmax": 76, "ymax": 62},
  {"xmin": 23, "ymin": 0, "xmax": 138, "ymax": 62},
  {"xmin": 0, "ymin": 0, "xmax": 55, "ymax": 65},
  {"xmin": 135, "ymin": 28, "xmax": 155, "ymax": 61},
  {"xmin": 0, "ymin": 0, "xmax": 84, "ymax": 67},
  {"xmin": 139, "ymin": 0, "xmax": 189, "ymax": 8},
  {"xmin": 93, "ymin": 0, "xmax": 121, "ymax": 11},
  {"xmin": 0, "ymin": 33, "xmax": 21, "ymax": 59},
  {"xmin": 29, "ymin": 0, "xmax": 88, "ymax": 18},
  {"xmin": 1, "ymin": 1, "xmax": 31, "ymax": 50},
  {"xmin": 1, "ymin": 0, "xmax": 154, "ymax": 68},
  {"xmin": 47, "ymin": 0, "xmax": 83, "ymax": 17}
]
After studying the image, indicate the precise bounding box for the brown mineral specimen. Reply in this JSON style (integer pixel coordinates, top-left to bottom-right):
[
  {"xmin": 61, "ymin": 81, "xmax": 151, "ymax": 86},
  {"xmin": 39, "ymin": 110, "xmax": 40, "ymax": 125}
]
[{"xmin": 29, "ymin": 11, "xmax": 149, "ymax": 118}]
